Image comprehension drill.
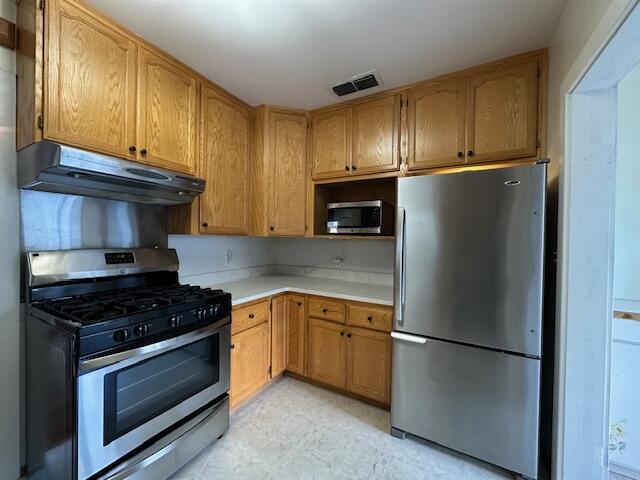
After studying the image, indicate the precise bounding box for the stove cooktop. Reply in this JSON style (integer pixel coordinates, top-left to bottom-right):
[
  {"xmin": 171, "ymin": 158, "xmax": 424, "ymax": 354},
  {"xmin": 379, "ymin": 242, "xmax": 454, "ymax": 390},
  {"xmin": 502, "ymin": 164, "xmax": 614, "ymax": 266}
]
[{"xmin": 35, "ymin": 284, "xmax": 224, "ymax": 325}]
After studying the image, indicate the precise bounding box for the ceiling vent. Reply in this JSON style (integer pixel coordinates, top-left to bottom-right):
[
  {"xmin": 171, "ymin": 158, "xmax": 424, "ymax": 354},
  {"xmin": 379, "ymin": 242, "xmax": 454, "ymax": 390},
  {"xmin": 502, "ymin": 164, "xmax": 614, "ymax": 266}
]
[{"xmin": 326, "ymin": 70, "xmax": 383, "ymax": 97}]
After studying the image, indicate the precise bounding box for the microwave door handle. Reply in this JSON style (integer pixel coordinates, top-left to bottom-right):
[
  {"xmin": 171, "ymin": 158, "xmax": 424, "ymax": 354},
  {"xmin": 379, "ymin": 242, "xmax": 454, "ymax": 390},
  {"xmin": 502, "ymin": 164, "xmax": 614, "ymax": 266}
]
[{"xmin": 394, "ymin": 207, "xmax": 406, "ymax": 326}]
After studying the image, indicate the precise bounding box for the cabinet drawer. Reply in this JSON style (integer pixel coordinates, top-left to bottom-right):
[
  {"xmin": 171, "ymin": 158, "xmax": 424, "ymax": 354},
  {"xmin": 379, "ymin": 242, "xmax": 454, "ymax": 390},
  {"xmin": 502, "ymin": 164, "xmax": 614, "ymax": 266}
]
[
  {"xmin": 232, "ymin": 299, "xmax": 270, "ymax": 335},
  {"xmin": 347, "ymin": 303, "xmax": 393, "ymax": 332},
  {"xmin": 308, "ymin": 296, "xmax": 345, "ymax": 323}
]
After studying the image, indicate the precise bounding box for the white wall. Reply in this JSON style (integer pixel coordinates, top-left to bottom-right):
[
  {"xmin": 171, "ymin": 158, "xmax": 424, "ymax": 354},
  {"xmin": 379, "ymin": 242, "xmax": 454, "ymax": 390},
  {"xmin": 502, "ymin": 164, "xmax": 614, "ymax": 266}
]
[
  {"xmin": 0, "ymin": 0, "xmax": 20, "ymax": 477},
  {"xmin": 613, "ymin": 62, "xmax": 640, "ymax": 308},
  {"xmin": 274, "ymin": 238, "xmax": 394, "ymax": 274},
  {"xmin": 169, "ymin": 235, "xmax": 275, "ymax": 279}
]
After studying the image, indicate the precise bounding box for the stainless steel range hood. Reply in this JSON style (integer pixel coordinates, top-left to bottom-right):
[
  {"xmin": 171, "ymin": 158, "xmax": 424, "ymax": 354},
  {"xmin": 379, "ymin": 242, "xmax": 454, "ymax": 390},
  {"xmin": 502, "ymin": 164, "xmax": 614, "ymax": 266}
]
[{"xmin": 17, "ymin": 141, "xmax": 205, "ymax": 205}]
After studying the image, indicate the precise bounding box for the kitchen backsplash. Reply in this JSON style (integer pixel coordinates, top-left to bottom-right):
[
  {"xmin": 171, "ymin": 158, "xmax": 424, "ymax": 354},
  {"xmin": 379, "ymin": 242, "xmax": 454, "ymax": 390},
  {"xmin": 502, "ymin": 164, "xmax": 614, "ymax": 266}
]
[{"xmin": 169, "ymin": 235, "xmax": 394, "ymax": 286}]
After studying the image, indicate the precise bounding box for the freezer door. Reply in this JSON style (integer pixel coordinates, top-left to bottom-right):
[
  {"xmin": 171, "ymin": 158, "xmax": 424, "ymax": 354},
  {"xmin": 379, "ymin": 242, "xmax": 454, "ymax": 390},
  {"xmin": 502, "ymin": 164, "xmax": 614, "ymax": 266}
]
[
  {"xmin": 391, "ymin": 336, "xmax": 540, "ymax": 479},
  {"xmin": 395, "ymin": 163, "xmax": 546, "ymax": 356}
]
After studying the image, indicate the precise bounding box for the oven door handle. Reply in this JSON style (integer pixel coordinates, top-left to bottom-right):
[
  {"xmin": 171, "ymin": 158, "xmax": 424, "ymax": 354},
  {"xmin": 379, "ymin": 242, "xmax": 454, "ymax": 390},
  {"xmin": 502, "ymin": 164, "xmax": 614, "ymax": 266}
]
[{"xmin": 79, "ymin": 316, "xmax": 230, "ymax": 375}]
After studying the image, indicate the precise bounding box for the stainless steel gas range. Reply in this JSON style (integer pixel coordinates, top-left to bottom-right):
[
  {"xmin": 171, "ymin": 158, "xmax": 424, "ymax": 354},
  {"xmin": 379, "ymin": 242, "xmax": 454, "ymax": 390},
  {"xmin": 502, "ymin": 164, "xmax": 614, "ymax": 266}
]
[{"xmin": 25, "ymin": 248, "xmax": 231, "ymax": 480}]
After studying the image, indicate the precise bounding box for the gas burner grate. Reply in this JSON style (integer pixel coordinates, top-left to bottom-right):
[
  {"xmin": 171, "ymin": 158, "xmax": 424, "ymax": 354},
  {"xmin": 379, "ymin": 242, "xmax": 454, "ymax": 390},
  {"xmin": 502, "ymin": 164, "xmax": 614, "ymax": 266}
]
[{"xmin": 36, "ymin": 285, "xmax": 223, "ymax": 324}]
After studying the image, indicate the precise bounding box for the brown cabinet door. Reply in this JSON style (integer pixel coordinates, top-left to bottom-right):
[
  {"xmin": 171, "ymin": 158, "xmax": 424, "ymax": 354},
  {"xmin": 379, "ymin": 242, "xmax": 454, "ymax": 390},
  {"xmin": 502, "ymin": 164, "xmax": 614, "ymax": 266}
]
[
  {"xmin": 285, "ymin": 294, "xmax": 306, "ymax": 375},
  {"xmin": 351, "ymin": 95, "xmax": 400, "ymax": 175},
  {"xmin": 45, "ymin": 0, "xmax": 137, "ymax": 159},
  {"xmin": 271, "ymin": 295, "xmax": 287, "ymax": 378},
  {"xmin": 311, "ymin": 108, "xmax": 351, "ymax": 179},
  {"xmin": 346, "ymin": 326, "xmax": 391, "ymax": 404},
  {"xmin": 307, "ymin": 317, "xmax": 347, "ymax": 389},
  {"xmin": 136, "ymin": 47, "xmax": 198, "ymax": 174},
  {"xmin": 407, "ymin": 81, "xmax": 466, "ymax": 170},
  {"xmin": 230, "ymin": 322, "xmax": 270, "ymax": 407},
  {"xmin": 466, "ymin": 62, "xmax": 538, "ymax": 163},
  {"xmin": 199, "ymin": 86, "xmax": 250, "ymax": 234},
  {"xmin": 269, "ymin": 111, "xmax": 307, "ymax": 236}
]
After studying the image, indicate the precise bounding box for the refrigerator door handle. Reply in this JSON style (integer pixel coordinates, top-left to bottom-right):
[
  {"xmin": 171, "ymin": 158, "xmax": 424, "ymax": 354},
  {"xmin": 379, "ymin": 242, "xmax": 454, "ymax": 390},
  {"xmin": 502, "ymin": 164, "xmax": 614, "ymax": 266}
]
[
  {"xmin": 394, "ymin": 207, "xmax": 406, "ymax": 326},
  {"xmin": 391, "ymin": 331, "xmax": 427, "ymax": 344}
]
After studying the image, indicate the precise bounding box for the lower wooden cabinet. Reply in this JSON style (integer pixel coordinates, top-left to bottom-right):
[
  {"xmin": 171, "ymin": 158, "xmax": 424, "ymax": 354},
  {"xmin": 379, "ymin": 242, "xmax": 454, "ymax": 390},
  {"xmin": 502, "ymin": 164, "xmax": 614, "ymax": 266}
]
[
  {"xmin": 271, "ymin": 295, "xmax": 287, "ymax": 378},
  {"xmin": 230, "ymin": 320, "xmax": 270, "ymax": 407},
  {"xmin": 346, "ymin": 326, "xmax": 391, "ymax": 404},
  {"xmin": 285, "ymin": 294, "xmax": 306, "ymax": 375},
  {"xmin": 307, "ymin": 317, "xmax": 347, "ymax": 389}
]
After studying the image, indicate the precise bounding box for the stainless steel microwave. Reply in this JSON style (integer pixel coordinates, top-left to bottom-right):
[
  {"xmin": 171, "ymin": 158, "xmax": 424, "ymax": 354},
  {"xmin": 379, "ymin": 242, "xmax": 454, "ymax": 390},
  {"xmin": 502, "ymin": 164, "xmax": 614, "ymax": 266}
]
[{"xmin": 327, "ymin": 200, "xmax": 394, "ymax": 235}]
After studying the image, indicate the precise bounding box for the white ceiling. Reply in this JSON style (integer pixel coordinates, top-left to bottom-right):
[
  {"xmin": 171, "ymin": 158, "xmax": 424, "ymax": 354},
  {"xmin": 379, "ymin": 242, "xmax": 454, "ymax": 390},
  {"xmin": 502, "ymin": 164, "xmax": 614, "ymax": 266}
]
[{"xmin": 88, "ymin": 0, "xmax": 566, "ymax": 110}]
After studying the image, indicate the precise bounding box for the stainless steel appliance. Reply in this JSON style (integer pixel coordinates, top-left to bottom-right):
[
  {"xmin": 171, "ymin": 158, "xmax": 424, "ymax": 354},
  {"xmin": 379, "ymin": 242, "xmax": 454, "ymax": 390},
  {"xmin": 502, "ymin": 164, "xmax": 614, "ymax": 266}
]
[
  {"xmin": 25, "ymin": 248, "xmax": 231, "ymax": 480},
  {"xmin": 391, "ymin": 162, "xmax": 547, "ymax": 480},
  {"xmin": 18, "ymin": 141, "xmax": 205, "ymax": 205},
  {"xmin": 327, "ymin": 200, "xmax": 393, "ymax": 235}
]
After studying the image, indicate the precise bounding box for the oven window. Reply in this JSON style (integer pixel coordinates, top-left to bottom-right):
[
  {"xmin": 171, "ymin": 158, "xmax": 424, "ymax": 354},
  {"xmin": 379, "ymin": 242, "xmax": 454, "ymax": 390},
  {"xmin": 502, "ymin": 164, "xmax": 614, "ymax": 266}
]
[
  {"xmin": 103, "ymin": 335, "xmax": 219, "ymax": 445},
  {"xmin": 328, "ymin": 207, "xmax": 380, "ymax": 228}
]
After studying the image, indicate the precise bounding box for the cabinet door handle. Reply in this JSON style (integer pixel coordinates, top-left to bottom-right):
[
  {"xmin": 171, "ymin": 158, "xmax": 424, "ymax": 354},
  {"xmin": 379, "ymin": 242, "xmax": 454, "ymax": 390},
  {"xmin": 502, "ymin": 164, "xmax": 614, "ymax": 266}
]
[
  {"xmin": 140, "ymin": 148, "xmax": 148, "ymax": 156},
  {"xmin": 456, "ymin": 151, "xmax": 463, "ymax": 158},
  {"xmin": 351, "ymin": 165, "xmax": 357, "ymax": 171},
  {"xmin": 249, "ymin": 313, "xmax": 255, "ymax": 319},
  {"xmin": 269, "ymin": 226, "xmax": 274, "ymax": 231},
  {"xmin": 202, "ymin": 222, "xmax": 208, "ymax": 228},
  {"xmin": 345, "ymin": 166, "xmax": 350, "ymax": 171},
  {"xmin": 340, "ymin": 331, "xmax": 345, "ymax": 336},
  {"xmin": 347, "ymin": 333, "xmax": 352, "ymax": 338},
  {"xmin": 367, "ymin": 316, "xmax": 373, "ymax": 321},
  {"xmin": 322, "ymin": 308, "xmax": 327, "ymax": 313},
  {"xmin": 467, "ymin": 150, "xmax": 474, "ymax": 157},
  {"xmin": 297, "ymin": 302, "xmax": 302, "ymax": 306},
  {"xmin": 129, "ymin": 145, "xmax": 136, "ymax": 152},
  {"xmin": 230, "ymin": 344, "xmax": 235, "ymax": 349}
]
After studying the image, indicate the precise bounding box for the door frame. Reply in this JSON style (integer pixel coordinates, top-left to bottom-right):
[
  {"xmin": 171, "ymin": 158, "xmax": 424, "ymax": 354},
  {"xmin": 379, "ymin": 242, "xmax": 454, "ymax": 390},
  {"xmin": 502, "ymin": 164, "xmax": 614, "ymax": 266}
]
[{"xmin": 554, "ymin": 1, "xmax": 640, "ymax": 479}]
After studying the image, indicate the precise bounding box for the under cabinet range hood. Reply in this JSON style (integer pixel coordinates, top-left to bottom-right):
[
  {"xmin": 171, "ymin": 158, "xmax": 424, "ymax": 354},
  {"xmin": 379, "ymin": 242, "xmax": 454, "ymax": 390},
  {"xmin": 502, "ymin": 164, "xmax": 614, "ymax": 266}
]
[{"xmin": 17, "ymin": 141, "xmax": 205, "ymax": 205}]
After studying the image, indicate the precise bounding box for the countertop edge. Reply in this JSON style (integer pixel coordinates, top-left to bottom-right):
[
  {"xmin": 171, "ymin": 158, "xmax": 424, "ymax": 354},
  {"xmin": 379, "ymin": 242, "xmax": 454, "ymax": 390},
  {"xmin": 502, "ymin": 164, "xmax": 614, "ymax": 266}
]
[{"xmin": 230, "ymin": 285, "xmax": 393, "ymax": 307}]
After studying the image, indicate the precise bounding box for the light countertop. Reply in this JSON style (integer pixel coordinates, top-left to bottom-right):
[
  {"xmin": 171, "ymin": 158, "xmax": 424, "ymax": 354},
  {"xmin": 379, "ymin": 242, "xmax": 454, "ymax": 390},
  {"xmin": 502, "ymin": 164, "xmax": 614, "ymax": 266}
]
[{"xmin": 201, "ymin": 275, "xmax": 393, "ymax": 306}]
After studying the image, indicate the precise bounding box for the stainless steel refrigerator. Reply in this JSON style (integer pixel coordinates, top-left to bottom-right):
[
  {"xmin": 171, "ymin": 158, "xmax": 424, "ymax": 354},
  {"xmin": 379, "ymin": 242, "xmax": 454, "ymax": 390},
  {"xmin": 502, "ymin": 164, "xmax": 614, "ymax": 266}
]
[{"xmin": 390, "ymin": 162, "xmax": 546, "ymax": 480}]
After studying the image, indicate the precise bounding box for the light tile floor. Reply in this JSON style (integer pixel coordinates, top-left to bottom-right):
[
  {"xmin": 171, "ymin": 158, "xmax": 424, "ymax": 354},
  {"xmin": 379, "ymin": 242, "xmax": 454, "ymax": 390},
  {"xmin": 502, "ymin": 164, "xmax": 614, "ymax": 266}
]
[{"xmin": 172, "ymin": 376, "xmax": 514, "ymax": 480}]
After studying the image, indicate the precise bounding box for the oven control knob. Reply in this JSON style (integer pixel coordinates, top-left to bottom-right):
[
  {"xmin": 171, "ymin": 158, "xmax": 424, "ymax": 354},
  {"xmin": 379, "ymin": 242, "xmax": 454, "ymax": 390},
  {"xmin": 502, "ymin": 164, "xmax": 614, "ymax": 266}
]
[
  {"xmin": 209, "ymin": 306, "xmax": 216, "ymax": 317},
  {"xmin": 169, "ymin": 315, "xmax": 181, "ymax": 328},
  {"xmin": 134, "ymin": 324, "xmax": 149, "ymax": 336},
  {"xmin": 113, "ymin": 329, "xmax": 130, "ymax": 342}
]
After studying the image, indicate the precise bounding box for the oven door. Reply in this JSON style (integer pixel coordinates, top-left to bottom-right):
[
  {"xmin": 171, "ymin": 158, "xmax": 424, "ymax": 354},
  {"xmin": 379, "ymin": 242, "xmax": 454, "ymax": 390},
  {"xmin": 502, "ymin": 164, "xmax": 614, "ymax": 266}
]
[
  {"xmin": 327, "ymin": 201, "xmax": 383, "ymax": 234},
  {"xmin": 77, "ymin": 318, "xmax": 230, "ymax": 480}
]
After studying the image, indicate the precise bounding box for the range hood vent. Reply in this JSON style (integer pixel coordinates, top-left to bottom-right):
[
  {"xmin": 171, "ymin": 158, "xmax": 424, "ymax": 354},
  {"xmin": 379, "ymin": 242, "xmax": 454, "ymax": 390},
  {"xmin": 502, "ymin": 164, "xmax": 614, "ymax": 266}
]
[
  {"xmin": 327, "ymin": 70, "xmax": 383, "ymax": 97},
  {"xmin": 17, "ymin": 141, "xmax": 205, "ymax": 206}
]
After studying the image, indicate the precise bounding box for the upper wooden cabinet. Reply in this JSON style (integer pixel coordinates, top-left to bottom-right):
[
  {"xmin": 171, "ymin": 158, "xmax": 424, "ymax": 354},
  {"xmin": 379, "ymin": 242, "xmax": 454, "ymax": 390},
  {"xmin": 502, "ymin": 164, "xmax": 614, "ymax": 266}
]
[
  {"xmin": 310, "ymin": 94, "xmax": 401, "ymax": 180},
  {"xmin": 310, "ymin": 107, "xmax": 351, "ymax": 179},
  {"xmin": 351, "ymin": 95, "xmax": 400, "ymax": 175},
  {"xmin": 407, "ymin": 81, "xmax": 466, "ymax": 170},
  {"xmin": 44, "ymin": 0, "xmax": 137, "ymax": 159},
  {"xmin": 199, "ymin": 86, "xmax": 250, "ymax": 235},
  {"xmin": 407, "ymin": 60, "xmax": 539, "ymax": 171},
  {"xmin": 466, "ymin": 62, "xmax": 538, "ymax": 163},
  {"xmin": 250, "ymin": 106, "xmax": 307, "ymax": 236},
  {"xmin": 136, "ymin": 47, "xmax": 199, "ymax": 174}
]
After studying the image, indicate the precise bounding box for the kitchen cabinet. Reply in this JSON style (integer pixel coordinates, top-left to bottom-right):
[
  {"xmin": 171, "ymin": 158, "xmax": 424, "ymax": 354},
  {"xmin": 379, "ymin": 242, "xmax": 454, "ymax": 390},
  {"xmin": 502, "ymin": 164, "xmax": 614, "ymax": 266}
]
[
  {"xmin": 232, "ymin": 299, "xmax": 270, "ymax": 336},
  {"xmin": 347, "ymin": 302, "xmax": 393, "ymax": 332},
  {"xmin": 230, "ymin": 320, "xmax": 270, "ymax": 408},
  {"xmin": 465, "ymin": 62, "xmax": 538, "ymax": 163},
  {"xmin": 407, "ymin": 60, "xmax": 539, "ymax": 170},
  {"xmin": 43, "ymin": 0, "xmax": 137, "ymax": 159},
  {"xmin": 407, "ymin": 81, "xmax": 466, "ymax": 169},
  {"xmin": 271, "ymin": 295, "xmax": 287, "ymax": 378},
  {"xmin": 307, "ymin": 317, "xmax": 347, "ymax": 389},
  {"xmin": 310, "ymin": 107, "xmax": 351, "ymax": 179},
  {"xmin": 345, "ymin": 326, "xmax": 391, "ymax": 404},
  {"xmin": 199, "ymin": 85, "xmax": 251, "ymax": 235},
  {"xmin": 136, "ymin": 47, "xmax": 199, "ymax": 174},
  {"xmin": 310, "ymin": 94, "xmax": 400, "ymax": 180},
  {"xmin": 308, "ymin": 296, "xmax": 345, "ymax": 324},
  {"xmin": 250, "ymin": 106, "xmax": 307, "ymax": 236},
  {"xmin": 351, "ymin": 95, "xmax": 400, "ymax": 175},
  {"xmin": 285, "ymin": 294, "xmax": 306, "ymax": 375}
]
